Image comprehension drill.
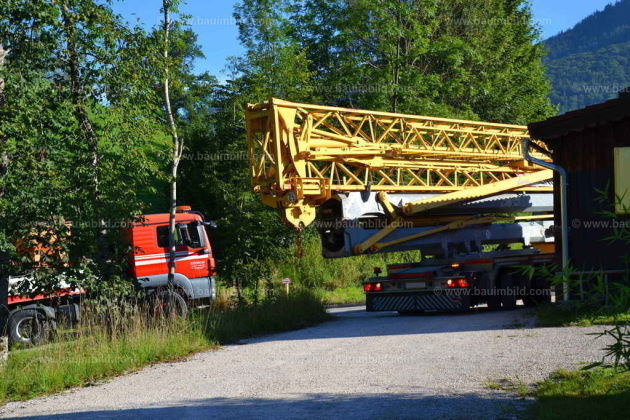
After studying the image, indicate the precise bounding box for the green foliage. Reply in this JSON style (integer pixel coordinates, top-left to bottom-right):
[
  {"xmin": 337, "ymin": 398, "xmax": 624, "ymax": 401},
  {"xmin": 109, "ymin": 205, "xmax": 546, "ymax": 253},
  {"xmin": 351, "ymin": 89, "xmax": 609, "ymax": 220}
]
[
  {"xmin": 546, "ymin": 41, "xmax": 630, "ymax": 113},
  {"xmin": 0, "ymin": 0, "xmax": 167, "ymax": 296},
  {"xmin": 0, "ymin": 306, "xmax": 209, "ymax": 401},
  {"xmin": 545, "ymin": 0, "xmax": 630, "ymax": 60},
  {"xmin": 232, "ymin": 0, "xmax": 316, "ymax": 102},
  {"xmin": 198, "ymin": 290, "xmax": 329, "ymax": 344},
  {"xmin": 544, "ymin": 0, "xmax": 630, "ymax": 112},
  {"xmin": 314, "ymin": 286, "xmax": 366, "ymax": 305},
  {"xmin": 535, "ymin": 303, "xmax": 630, "ymax": 328},
  {"xmin": 178, "ymin": 88, "xmax": 294, "ymax": 286},
  {"xmin": 266, "ymin": 231, "xmax": 417, "ymax": 291},
  {"xmin": 529, "ymin": 368, "xmax": 630, "ymax": 420},
  {"xmin": 292, "ymin": 0, "xmax": 553, "ymax": 122},
  {"xmin": 587, "ymin": 325, "xmax": 630, "ymax": 372}
]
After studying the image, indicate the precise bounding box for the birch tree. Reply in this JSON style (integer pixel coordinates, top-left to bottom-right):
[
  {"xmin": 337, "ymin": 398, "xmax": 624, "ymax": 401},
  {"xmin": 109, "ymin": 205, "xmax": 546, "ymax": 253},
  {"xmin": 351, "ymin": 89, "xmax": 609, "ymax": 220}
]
[
  {"xmin": 0, "ymin": 44, "xmax": 10, "ymax": 361},
  {"xmin": 161, "ymin": 0, "xmax": 184, "ymax": 285}
]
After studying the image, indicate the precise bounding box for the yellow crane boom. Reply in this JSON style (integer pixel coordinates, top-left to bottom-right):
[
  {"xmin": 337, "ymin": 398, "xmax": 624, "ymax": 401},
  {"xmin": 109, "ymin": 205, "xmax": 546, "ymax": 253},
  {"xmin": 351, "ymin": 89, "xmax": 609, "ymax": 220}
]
[{"xmin": 245, "ymin": 98, "xmax": 552, "ymax": 229}]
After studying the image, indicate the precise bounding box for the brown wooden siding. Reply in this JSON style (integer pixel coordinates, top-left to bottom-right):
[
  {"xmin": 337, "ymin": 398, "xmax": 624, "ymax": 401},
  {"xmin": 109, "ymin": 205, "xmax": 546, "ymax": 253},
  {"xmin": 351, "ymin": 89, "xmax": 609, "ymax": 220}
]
[{"xmin": 546, "ymin": 117, "xmax": 630, "ymax": 271}]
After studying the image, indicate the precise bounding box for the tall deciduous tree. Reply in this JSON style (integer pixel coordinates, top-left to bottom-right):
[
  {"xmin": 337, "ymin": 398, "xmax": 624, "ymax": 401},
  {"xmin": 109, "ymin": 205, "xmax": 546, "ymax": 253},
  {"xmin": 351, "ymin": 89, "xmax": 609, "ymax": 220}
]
[
  {"xmin": 0, "ymin": 43, "xmax": 10, "ymax": 357},
  {"xmin": 0, "ymin": 0, "xmax": 164, "ymax": 295},
  {"xmin": 232, "ymin": 0, "xmax": 316, "ymax": 103},
  {"xmin": 160, "ymin": 0, "xmax": 184, "ymax": 285},
  {"xmin": 292, "ymin": 0, "xmax": 554, "ymax": 122}
]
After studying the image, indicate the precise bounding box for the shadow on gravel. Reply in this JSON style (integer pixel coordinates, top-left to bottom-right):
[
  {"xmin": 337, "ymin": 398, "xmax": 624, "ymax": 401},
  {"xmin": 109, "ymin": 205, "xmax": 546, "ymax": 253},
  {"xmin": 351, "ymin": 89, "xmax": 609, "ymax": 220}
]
[
  {"xmin": 244, "ymin": 305, "xmax": 539, "ymax": 343},
  {"xmin": 3, "ymin": 392, "xmax": 531, "ymax": 420}
]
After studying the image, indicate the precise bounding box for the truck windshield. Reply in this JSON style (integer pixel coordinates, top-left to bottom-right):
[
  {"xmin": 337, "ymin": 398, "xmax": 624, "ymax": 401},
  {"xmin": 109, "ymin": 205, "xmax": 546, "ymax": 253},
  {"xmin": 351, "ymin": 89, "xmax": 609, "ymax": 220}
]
[{"xmin": 156, "ymin": 223, "xmax": 204, "ymax": 248}]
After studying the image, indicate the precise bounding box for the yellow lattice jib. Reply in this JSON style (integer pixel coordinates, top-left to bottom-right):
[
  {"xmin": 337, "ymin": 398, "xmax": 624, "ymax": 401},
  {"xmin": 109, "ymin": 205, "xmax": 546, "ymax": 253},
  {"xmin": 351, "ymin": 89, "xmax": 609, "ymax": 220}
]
[{"xmin": 245, "ymin": 98, "xmax": 552, "ymax": 228}]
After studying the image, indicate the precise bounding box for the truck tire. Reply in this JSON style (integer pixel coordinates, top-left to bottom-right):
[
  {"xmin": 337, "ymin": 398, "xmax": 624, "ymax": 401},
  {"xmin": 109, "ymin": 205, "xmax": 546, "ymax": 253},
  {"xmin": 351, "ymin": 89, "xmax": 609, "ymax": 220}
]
[
  {"xmin": 8, "ymin": 309, "xmax": 51, "ymax": 346},
  {"xmin": 153, "ymin": 289, "xmax": 188, "ymax": 318},
  {"xmin": 500, "ymin": 273, "xmax": 517, "ymax": 310}
]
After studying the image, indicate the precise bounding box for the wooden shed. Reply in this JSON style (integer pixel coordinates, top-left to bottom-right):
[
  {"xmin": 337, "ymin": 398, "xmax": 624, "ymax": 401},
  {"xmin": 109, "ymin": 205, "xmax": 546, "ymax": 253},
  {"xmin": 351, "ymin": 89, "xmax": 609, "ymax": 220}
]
[{"xmin": 528, "ymin": 93, "xmax": 630, "ymax": 273}]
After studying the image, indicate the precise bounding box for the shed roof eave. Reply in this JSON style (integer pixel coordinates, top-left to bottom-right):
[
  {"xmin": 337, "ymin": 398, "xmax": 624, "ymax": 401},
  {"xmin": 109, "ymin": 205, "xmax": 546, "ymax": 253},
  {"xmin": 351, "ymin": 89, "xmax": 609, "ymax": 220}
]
[{"xmin": 528, "ymin": 96, "xmax": 630, "ymax": 142}]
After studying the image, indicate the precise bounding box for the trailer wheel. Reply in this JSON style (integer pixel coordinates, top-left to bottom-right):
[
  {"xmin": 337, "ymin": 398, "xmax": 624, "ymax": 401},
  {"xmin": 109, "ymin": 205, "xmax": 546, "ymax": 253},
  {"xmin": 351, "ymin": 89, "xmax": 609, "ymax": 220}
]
[
  {"xmin": 483, "ymin": 272, "xmax": 501, "ymax": 310},
  {"xmin": 500, "ymin": 273, "xmax": 517, "ymax": 310},
  {"xmin": 8, "ymin": 309, "xmax": 51, "ymax": 346},
  {"xmin": 487, "ymin": 295, "xmax": 501, "ymax": 311},
  {"xmin": 398, "ymin": 310, "xmax": 421, "ymax": 316},
  {"xmin": 523, "ymin": 277, "xmax": 551, "ymax": 307}
]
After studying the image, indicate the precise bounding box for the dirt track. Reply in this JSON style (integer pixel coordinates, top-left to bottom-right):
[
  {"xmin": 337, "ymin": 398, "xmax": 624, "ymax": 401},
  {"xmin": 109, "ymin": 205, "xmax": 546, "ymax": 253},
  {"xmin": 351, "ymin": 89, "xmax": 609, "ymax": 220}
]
[{"xmin": 0, "ymin": 306, "xmax": 608, "ymax": 419}]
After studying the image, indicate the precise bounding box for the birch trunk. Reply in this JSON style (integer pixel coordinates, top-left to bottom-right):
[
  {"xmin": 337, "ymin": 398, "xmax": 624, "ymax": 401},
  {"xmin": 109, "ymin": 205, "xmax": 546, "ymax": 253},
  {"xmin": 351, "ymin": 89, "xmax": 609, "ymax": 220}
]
[
  {"xmin": 0, "ymin": 44, "xmax": 10, "ymax": 364},
  {"xmin": 162, "ymin": 1, "xmax": 183, "ymax": 286}
]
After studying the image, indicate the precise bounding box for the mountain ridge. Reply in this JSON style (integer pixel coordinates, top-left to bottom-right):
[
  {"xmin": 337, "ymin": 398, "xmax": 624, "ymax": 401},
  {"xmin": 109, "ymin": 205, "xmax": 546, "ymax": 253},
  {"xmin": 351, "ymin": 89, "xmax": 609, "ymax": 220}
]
[{"xmin": 543, "ymin": 0, "xmax": 630, "ymax": 113}]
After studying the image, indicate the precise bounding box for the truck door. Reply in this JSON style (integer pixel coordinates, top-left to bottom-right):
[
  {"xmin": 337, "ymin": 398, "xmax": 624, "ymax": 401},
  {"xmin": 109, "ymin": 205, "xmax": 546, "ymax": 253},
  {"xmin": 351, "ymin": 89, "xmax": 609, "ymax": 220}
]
[{"xmin": 176, "ymin": 222, "xmax": 209, "ymax": 280}]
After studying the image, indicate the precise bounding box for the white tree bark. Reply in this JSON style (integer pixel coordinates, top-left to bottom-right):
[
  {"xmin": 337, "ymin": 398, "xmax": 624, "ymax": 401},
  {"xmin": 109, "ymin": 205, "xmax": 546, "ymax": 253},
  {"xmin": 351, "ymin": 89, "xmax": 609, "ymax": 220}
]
[
  {"xmin": 162, "ymin": 1, "xmax": 183, "ymax": 286},
  {"xmin": 0, "ymin": 43, "xmax": 10, "ymax": 364},
  {"xmin": 0, "ymin": 44, "xmax": 8, "ymax": 94},
  {"xmin": 0, "ymin": 44, "xmax": 9, "ymax": 184}
]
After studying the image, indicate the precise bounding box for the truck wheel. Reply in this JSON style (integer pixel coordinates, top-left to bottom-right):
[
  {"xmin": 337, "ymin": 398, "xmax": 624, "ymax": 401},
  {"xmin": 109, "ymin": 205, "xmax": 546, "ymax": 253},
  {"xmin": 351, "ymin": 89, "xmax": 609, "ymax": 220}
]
[
  {"xmin": 500, "ymin": 273, "xmax": 517, "ymax": 310},
  {"xmin": 9, "ymin": 309, "xmax": 51, "ymax": 346},
  {"xmin": 153, "ymin": 290, "xmax": 188, "ymax": 318}
]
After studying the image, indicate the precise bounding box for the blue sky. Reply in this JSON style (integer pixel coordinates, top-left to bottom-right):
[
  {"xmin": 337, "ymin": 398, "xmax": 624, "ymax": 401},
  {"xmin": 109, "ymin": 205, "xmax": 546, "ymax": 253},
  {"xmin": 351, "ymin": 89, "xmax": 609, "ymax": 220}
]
[{"xmin": 112, "ymin": 0, "xmax": 617, "ymax": 77}]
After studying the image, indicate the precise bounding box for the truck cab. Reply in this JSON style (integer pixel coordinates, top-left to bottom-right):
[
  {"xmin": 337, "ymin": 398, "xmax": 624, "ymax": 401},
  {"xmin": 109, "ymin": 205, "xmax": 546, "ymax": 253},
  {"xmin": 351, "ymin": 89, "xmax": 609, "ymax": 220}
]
[
  {"xmin": 129, "ymin": 206, "xmax": 217, "ymax": 302},
  {"xmin": 6, "ymin": 206, "xmax": 217, "ymax": 346}
]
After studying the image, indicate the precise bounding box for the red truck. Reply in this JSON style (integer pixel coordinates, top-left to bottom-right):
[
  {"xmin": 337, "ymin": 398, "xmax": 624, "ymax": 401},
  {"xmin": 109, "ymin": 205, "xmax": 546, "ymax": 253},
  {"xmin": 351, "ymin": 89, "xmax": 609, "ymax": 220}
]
[{"xmin": 6, "ymin": 206, "xmax": 216, "ymax": 345}]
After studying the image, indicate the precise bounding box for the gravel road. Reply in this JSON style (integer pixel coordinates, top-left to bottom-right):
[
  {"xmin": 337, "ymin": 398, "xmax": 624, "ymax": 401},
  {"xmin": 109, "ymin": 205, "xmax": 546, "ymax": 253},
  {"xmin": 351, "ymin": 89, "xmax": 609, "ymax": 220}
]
[{"xmin": 1, "ymin": 306, "xmax": 608, "ymax": 420}]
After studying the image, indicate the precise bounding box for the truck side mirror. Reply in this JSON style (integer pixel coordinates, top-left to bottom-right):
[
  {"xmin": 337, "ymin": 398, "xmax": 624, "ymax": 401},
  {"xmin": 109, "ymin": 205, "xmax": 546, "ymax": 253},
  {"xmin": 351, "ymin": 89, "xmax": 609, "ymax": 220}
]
[{"xmin": 203, "ymin": 221, "xmax": 217, "ymax": 228}]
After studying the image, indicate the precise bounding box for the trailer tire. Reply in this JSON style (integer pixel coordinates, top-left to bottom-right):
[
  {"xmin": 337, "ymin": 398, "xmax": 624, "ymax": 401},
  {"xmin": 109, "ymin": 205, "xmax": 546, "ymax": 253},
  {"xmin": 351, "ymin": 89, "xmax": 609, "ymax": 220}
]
[
  {"xmin": 398, "ymin": 310, "xmax": 421, "ymax": 316},
  {"xmin": 487, "ymin": 295, "xmax": 501, "ymax": 311},
  {"xmin": 524, "ymin": 277, "xmax": 551, "ymax": 307},
  {"xmin": 8, "ymin": 309, "xmax": 51, "ymax": 346},
  {"xmin": 500, "ymin": 273, "xmax": 517, "ymax": 310}
]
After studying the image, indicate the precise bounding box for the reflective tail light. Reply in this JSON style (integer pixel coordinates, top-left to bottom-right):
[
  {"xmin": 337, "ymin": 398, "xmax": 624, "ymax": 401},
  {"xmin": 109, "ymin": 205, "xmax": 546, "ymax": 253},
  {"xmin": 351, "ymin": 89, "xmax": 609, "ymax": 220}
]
[
  {"xmin": 445, "ymin": 278, "xmax": 470, "ymax": 288},
  {"xmin": 363, "ymin": 282, "xmax": 382, "ymax": 292}
]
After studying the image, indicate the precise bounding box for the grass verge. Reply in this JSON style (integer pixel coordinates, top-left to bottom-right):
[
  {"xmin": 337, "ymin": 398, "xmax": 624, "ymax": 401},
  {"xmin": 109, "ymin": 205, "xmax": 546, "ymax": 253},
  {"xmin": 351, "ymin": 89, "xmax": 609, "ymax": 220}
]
[
  {"xmin": 0, "ymin": 291, "xmax": 329, "ymax": 403},
  {"xmin": 315, "ymin": 286, "xmax": 365, "ymax": 305},
  {"xmin": 199, "ymin": 291, "xmax": 331, "ymax": 344},
  {"xmin": 0, "ymin": 316, "xmax": 209, "ymax": 402},
  {"xmin": 536, "ymin": 303, "xmax": 630, "ymax": 327},
  {"xmin": 267, "ymin": 233, "xmax": 418, "ymax": 292},
  {"xmin": 528, "ymin": 368, "xmax": 630, "ymax": 420},
  {"xmin": 484, "ymin": 378, "xmax": 531, "ymax": 397}
]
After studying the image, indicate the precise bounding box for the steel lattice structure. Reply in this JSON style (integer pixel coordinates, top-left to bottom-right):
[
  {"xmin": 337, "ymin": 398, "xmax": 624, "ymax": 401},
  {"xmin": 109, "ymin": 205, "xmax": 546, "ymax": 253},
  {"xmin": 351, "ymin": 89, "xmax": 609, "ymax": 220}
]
[{"xmin": 245, "ymin": 98, "xmax": 552, "ymax": 228}]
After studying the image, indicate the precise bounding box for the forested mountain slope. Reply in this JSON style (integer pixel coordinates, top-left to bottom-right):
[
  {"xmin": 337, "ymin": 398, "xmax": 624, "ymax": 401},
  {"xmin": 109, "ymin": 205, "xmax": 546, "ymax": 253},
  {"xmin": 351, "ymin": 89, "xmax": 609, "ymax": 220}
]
[{"xmin": 544, "ymin": 0, "xmax": 630, "ymax": 112}]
